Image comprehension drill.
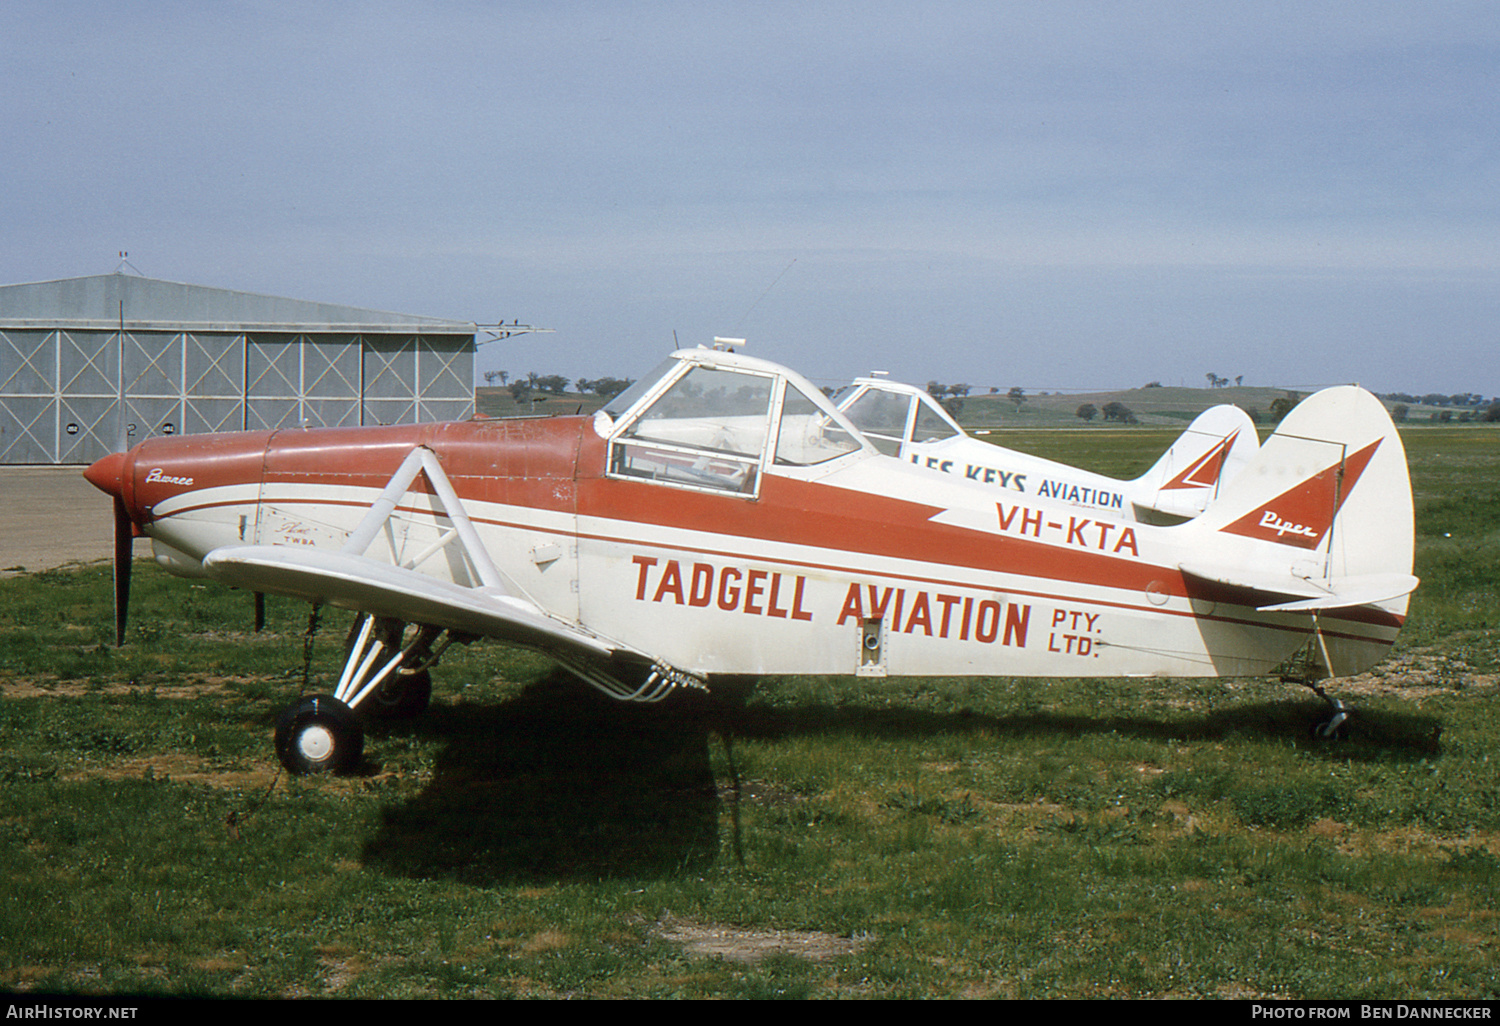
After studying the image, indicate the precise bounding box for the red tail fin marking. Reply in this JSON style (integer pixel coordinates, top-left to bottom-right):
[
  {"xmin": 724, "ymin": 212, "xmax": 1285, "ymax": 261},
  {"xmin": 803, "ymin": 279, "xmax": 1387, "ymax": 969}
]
[
  {"xmin": 1160, "ymin": 430, "xmax": 1240, "ymax": 491},
  {"xmin": 1221, "ymin": 438, "xmax": 1381, "ymax": 550}
]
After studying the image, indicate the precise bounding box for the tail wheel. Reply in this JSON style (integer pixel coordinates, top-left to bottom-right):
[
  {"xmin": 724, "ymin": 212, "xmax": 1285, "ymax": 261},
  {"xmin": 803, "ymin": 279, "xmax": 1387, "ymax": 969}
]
[
  {"xmin": 275, "ymin": 695, "xmax": 364, "ymax": 775},
  {"xmin": 1310, "ymin": 715, "xmax": 1351, "ymax": 741}
]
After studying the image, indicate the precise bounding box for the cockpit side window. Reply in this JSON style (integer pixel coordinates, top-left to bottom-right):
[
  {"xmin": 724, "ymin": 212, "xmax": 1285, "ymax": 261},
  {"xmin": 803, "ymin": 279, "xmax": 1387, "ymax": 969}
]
[
  {"xmin": 773, "ymin": 383, "xmax": 862, "ymax": 466},
  {"xmin": 912, "ymin": 398, "xmax": 962, "ymax": 443},
  {"xmin": 607, "ymin": 363, "xmax": 775, "ymax": 496}
]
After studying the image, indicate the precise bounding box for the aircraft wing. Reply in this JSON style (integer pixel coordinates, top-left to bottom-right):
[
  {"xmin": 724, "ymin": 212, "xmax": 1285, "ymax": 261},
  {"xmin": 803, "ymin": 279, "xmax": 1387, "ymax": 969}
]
[{"xmin": 201, "ymin": 544, "xmax": 621, "ymax": 660}]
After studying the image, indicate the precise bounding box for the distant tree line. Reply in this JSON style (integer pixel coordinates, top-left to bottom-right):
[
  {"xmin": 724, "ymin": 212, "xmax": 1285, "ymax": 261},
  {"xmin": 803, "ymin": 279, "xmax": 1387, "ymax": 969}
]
[
  {"xmin": 1394, "ymin": 403, "xmax": 1500, "ymax": 423},
  {"xmin": 1380, "ymin": 391, "xmax": 1496, "ymax": 409},
  {"xmin": 487, "ymin": 367, "xmax": 1500, "ymax": 426},
  {"xmin": 479, "ymin": 372, "xmax": 635, "ymax": 403},
  {"xmin": 926, "ymin": 381, "xmax": 976, "ymax": 418}
]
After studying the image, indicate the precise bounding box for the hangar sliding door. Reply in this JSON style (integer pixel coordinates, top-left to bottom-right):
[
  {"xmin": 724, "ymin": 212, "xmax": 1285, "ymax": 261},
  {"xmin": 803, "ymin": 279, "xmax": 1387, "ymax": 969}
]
[
  {"xmin": 246, "ymin": 333, "xmax": 362, "ymax": 431},
  {"xmin": 0, "ymin": 328, "xmax": 125, "ymax": 465},
  {"xmin": 0, "ymin": 328, "xmax": 61, "ymax": 463},
  {"xmin": 183, "ymin": 332, "xmax": 246, "ymax": 436},
  {"xmin": 362, "ymin": 335, "xmax": 473, "ymax": 426}
]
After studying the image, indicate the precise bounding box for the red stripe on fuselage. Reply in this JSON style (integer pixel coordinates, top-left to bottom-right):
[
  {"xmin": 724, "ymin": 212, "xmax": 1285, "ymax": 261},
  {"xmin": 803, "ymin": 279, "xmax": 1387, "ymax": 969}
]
[{"xmin": 121, "ymin": 415, "xmax": 1399, "ymax": 638}]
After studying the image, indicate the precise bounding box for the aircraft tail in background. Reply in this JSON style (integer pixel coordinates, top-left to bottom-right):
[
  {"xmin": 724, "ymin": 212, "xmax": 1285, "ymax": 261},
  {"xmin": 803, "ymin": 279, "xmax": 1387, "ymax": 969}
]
[{"xmin": 1132, "ymin": 405, "xmax": 1260, "ymax": 523}]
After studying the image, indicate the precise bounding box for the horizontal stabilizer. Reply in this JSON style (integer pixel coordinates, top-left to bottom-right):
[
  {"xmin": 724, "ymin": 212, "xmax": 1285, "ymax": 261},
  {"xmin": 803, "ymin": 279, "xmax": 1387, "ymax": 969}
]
[
  {"xmin": 1180, "ymin": 563, "xmax": 1418, "ymax": 613},
  {"xmin": 1256, "ymin": 574, "xmax": 1420, "ymax": 613},
  {"xmin": 202, "ymin": 544, "xmax": 620, "ymax": 660}
]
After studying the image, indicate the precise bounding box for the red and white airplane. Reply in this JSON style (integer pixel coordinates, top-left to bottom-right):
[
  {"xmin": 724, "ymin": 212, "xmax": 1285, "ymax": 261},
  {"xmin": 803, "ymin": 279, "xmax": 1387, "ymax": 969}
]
[
  {"xmin": 832, "ymin": 375, "xmax": 1260, "ymax": 524},
  {"xmin": 84, "ymin": 341, "xmax": 1417, "ymax": 775}
]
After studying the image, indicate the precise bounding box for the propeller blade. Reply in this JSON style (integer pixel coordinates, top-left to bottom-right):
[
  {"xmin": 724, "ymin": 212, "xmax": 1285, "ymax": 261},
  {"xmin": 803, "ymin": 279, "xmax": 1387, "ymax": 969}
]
[{"xmin": 113, "ymin": 495, "xmax": 133, "ymax": 647}]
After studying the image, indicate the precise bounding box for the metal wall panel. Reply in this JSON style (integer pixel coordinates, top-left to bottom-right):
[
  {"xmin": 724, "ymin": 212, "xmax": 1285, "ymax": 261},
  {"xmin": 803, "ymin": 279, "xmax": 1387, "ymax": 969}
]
[
  {"xmin": 246, "ymin": 333, "xmax": 365, "ymax": 430},
  {"xmin": 0, "ymin": 330, "xmax": 59, "ymax": 462},
  {"xmin": 2, "ymin": 323, "xmax": 473, "ymax": 462},
  {"xmin": 245, "ymin": 334, "xmax": 300, "ymax": 430},
  {"xmin": 0, "ymin": 329, "xmax": 55, "ymax": 395},
  {"xmin": 124, "ymin": 330, "xmax": 179, "ymax": 398},
  {"xmin": 57, "ymin": 330, "xmax": 117, "ymax": 397},
  {"xmin": 363, "ymin": 335, "xmax": 473, "ymax": 424},
  {"xmin": 184, "ymin": 332, "xmax": 246, "ymax": 434},
  {"xmin": 52, "ymin": 330, "xmax": 122, "ymax": 464},
  {"xmin": 363, "ymin": 336, "xmax": 416, "ymax": 426},
  {"xmin": 301, "ymin": 334, "xmax": 361, "ymax": 428},
  {"xmin": 417, "ymin": 336, "xmax": 474, "ymax": 421},
  {"xmin": 56, "ymin": 394, "xmax": 120, "ymax": 464},
  {"xmin": 0, "ymin": 396, "xmax": 56, "ymax": 463}
]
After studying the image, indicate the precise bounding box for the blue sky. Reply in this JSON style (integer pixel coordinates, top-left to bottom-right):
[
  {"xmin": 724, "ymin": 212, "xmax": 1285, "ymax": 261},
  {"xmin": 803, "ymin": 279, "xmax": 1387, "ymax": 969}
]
[{"xmin": 3, "ymin": 1, "xmax": 1496, "ymax": 396}]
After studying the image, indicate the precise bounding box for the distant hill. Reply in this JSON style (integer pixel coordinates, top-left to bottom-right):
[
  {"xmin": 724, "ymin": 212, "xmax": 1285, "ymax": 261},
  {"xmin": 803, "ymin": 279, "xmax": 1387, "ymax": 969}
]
[
  {"xmin": 948, "ymin": 385, "xmax": 1299, "ymax": 430},
  {"xmin": 470, "ymin": 384, "xmax": 1487, "ymax": 429},
  {"xmin": 946, "ymin": 386, "xmax": 1482, "ymax": 430}
]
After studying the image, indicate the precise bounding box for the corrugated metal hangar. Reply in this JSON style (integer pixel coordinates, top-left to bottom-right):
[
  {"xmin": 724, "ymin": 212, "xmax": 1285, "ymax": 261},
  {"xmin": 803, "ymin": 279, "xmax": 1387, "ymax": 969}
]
[{"xmin": 0, "ymin": 272, "xmax": 476, "ymax": 464}]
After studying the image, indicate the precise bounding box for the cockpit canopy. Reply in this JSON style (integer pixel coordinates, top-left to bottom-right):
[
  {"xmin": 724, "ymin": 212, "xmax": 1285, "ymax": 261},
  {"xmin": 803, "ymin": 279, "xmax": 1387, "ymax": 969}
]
[
  {"xmin": 831, "ymin": 378, "xmax": 965, "ymax": 458},
  {"xmin": 601, "ymin": 349, "xmax": 867, "ymax": 497}
]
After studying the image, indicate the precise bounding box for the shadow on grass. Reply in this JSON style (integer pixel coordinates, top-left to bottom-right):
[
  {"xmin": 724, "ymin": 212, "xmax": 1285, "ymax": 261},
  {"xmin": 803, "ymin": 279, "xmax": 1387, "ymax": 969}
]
[
  {"xmin": 362, "ymin": 674, "xmax": 1441, "ymax": 886},
  {"xmin": 723, "ymin": 690, "xmax": 1444, "ymax": 760},
  {"xmin": 362, "ymin": 670, "xmax": 723, "ymax": 886}
]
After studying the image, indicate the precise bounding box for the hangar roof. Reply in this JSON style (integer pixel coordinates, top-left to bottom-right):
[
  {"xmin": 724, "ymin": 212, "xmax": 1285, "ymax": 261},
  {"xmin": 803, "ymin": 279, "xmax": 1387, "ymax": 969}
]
[{"xmin": 0, "ymin": 272, "xmax": 475, "ymax": 335}]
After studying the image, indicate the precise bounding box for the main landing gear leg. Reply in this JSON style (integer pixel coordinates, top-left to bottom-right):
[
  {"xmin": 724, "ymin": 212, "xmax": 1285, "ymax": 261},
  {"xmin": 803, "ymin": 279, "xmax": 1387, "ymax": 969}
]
[{"xmin": 273, "ymin": 614, "xmax": 470, "ymax": 775}]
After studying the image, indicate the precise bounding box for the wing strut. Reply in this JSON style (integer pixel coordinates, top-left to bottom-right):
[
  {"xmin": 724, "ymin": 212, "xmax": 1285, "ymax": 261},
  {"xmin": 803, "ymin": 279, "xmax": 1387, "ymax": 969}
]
[{"xmin": 342, "ymin": 445, "xmax": 518, "ymax": 595}]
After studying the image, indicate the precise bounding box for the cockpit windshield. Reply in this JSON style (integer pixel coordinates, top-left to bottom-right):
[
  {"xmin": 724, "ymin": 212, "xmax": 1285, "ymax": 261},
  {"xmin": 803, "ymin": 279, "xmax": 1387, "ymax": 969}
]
[
  {"xmin": 605, "ymin": 351, "xmax": 866, "ymax": 497},
  {"xmin": 602, "ymin": 357, "xmax": 677, "ymax": 418}
]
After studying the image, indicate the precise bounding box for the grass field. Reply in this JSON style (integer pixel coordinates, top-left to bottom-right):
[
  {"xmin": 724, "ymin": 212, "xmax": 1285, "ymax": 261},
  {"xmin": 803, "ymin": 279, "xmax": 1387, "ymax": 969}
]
[{"xmin": 1, "ymin": 427, "xmax": 1497, "ymax": 999}]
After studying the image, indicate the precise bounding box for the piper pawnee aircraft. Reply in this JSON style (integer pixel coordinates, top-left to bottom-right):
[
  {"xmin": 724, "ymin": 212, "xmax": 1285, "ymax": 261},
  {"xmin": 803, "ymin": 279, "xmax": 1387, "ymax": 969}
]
[
  {"xmin": 83, "ymin": 340, "xmax": 1418, "ymax": 775},
  {"xmin": 832, "ymin": 375, "xmax": 1260, "ymax": 524}
]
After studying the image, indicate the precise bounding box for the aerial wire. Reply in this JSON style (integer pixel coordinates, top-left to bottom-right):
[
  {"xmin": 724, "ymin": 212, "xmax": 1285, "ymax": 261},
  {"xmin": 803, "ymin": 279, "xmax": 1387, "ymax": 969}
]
[{"xmin": 735, "ymin": 258, "xmax": 797, "ymax": 333}]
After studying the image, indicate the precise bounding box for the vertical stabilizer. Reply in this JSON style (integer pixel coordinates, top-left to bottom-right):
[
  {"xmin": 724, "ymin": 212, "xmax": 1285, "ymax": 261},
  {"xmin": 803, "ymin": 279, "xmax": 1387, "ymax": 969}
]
[{"xmin": 1179, "ymin": 386, "xmax": 1415, "ymax": 675}]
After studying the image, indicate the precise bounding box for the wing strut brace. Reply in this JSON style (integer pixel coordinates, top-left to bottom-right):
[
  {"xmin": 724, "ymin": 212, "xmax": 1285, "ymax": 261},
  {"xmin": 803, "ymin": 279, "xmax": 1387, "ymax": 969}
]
[
  {"xmin": 327, "ymin": 446, "xmax": 704, "ymax": 707},
  {"xmin": 342, "ymin": 446, "xmax": 513, "ymax": 591}
]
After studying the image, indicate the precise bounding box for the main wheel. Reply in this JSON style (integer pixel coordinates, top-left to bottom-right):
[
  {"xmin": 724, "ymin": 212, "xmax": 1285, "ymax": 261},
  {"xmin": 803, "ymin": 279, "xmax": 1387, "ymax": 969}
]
[{"xmin": 274, "ymin": 695, "xmax": 364, "ymax": 775}]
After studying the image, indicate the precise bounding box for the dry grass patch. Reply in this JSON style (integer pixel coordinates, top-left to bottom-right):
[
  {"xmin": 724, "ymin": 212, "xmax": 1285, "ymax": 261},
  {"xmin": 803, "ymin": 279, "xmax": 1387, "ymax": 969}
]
[{"xmin": 652, "ymin": 915, "xmax": 870, "ymax": 964}]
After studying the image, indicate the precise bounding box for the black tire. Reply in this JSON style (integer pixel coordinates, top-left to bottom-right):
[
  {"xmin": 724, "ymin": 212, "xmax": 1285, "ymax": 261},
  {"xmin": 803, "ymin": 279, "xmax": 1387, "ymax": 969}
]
[{"xmin": 274, "ymin": 694, "xmax": 364, "ymax": 775}]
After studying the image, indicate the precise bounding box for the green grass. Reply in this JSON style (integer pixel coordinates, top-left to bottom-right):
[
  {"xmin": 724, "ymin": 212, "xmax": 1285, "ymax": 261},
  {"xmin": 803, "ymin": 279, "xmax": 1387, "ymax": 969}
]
[{"xmin": 1, "ymin": 427, "xmax": 1498, "ymax": 998}]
